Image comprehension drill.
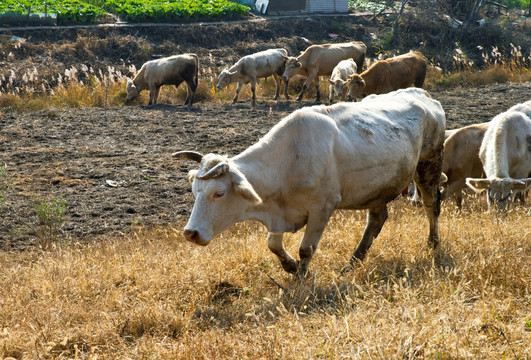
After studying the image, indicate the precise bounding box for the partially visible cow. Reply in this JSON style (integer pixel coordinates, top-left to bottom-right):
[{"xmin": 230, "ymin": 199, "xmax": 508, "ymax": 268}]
[
  {"xmin": 328, "ymin": 58, "xmax": 358, "ymax": 104},
  {"xmin": 347, "ymin": 51, "xmax": 428, "ymax": 100},
  {"xmin": 281, "ymin": 41, "xmax": 366, "ymax": 102},
  {"xmin": 216, "ymin": 48, "xmax": 289, "ymax": 106},
  {"xmin": 441, "ymin": 122, "xmax": 490, "ymax": 209},
  {"xmin": 173, "ymin": 88, "xmax": 445, "ymax": 277},
  {"xmin": 466, "ymin": 105, "xmax": 531, "ymax": 211},
  {"xmin": 126, "ymin": 54, "xmax": 198, "ymax": 107}
]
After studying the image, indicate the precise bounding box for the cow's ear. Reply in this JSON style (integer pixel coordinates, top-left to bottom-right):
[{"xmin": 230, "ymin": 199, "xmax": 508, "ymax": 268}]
[
  {"xmin": 508, "ymin": 178, "xmax": 531, "ymax": 191},
  {"xmin": 231, "ymin": 171, "xmax": 262, "ymax": 204},
  {"xmin": 466, "ymin": 178, "xmax": 491, "ymax": 193},
  {"xmin": 328, "ymin": 79, "xmax": 334, "ymax": 85},
  {"xmin": 188, "ymin": 169, "xmax": 198, "ymax": 183},
  {"xmin": 295, "ymin": 61, "xmax": 302, "ymax": 68},
  {"xmin": 234, "ymin": 180, "xmax": 262, "ymax": 204}
]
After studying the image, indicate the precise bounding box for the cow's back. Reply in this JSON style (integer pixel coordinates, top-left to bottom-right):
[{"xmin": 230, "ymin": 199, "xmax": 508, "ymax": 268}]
[
  {"xmin": 480, "ymin": 110, "xmax": 531, "ymax": 178},
  {"xmin": 145, "ymin": 54, "xmax": 198, "ymax": 84},
  {"xmin": 238, "ymin": 48, "xmax": 287, "ymax": 78},
  {"xmin": 443, "ymin": 123, "xmax": 489, "ymax": 181},
  {"xmin": 302, "ymin": 43, "xmax": 365, "ymax": 75},
  {"xmin": 311, "ymin": 88, "xmax": 444, "ymax": 207}
]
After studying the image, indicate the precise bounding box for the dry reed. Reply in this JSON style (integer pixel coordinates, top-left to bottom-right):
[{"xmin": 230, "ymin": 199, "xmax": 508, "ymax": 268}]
[{"xmin": 0, "ymin": 197, "xmax": 529, "ymax": 359}]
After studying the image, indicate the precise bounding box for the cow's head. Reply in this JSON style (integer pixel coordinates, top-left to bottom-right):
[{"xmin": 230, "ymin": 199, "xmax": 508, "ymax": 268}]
[
  {"xmin": 328, "ymin": 79, "xmax": 348, "ymax": 98},
  {"xmin": 216, "ymin": 69, "xmax": 235, "ymax": 90},
  {"xmin": 173, "ymin": 151, "xmax": 262, "ymax": 246},
  {"xmin": 346, "ymin": 74, "xmax": 366, "ymax": 100},
  {"xmin": 466, "ymin": 177, "xmax": 531, "ymax": 211},
  {"xmin": 126, "ymin": 79, "xmax": 139, "ymax": 100},
  {"xmin": 281, "ymin": 57, "xmax": 302, "ymax": 81}
]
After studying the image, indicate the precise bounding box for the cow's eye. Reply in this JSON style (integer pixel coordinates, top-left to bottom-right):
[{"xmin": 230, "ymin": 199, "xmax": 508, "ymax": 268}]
[{"xmin": 213, "ymin": 190, "xmax": 225, "ymax": 199}]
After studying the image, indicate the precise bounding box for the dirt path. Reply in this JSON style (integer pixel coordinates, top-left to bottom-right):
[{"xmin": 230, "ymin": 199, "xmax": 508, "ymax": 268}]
[{"xmin": 1, "ymin": 82, "xmax": 530, "ymax": 249}]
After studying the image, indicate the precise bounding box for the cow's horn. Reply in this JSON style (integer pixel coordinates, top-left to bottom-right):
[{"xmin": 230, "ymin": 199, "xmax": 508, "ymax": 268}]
[
  {"xmin": 172, "ymin": 151, "xmax": 203, "ymax": 162},
  {"xmin": 198, "ymin": 163, "xmax": 229, "ymax": 180}
]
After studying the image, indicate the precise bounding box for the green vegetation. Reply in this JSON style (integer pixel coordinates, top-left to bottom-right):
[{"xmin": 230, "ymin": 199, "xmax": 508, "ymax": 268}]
[
  {"xmin": 0, "ymin": 0, "xmax": 105, "ymax": 23},
  {"xmin": 34, "ymin": 197, "xmax": 67, "ymax": 249},
  {"xmin": 0, "ymin": 0, "xmax": 250, "ymax": 24}
]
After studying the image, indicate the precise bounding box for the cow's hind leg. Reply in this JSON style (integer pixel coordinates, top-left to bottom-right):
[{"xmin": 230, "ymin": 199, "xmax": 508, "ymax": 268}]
[
  {"xmin": 415, "ymin": 153, "xmax": 443, "ymax": 249},
  {"xmin": 414, "ymin": 70, "xmax": 427, "ymax": 88},
  {"xmin": 349, "ymin": 205, "xmax": 388, "ymax": 266},
  {"xmin": 184, "ymin": 78, "xmax": 197, "ymax": 107},
  {"xmin": 267, "ymin": 232, "xmax": 298, "ymax": 274}
]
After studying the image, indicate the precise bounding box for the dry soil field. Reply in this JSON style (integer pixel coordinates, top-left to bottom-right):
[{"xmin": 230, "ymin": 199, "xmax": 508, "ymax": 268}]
[
  {"xmin": 1, "ymin": 82, "xmax": 531, "ymax": 248},
  {"xmin": 0, "ymin": 16, "xmax": 530, "ymax": 248}
]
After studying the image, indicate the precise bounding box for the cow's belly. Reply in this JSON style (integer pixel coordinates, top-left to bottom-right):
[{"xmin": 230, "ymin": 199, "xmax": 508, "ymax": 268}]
[{"xmin": 337, "ymin": 157, "xmax": 417, "ymax": 209}]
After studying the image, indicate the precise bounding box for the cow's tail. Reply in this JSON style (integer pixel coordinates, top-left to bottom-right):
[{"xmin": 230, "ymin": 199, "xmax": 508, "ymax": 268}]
[{"xmin": 193, "ymin": 54, "xmax": 199, "ymax": 88}]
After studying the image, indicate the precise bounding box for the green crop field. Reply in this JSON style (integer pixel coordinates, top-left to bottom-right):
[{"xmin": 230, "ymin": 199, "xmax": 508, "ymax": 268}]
[{"xmin": 0, "ymin": 0, "xmax": 250, "ymax": 24}]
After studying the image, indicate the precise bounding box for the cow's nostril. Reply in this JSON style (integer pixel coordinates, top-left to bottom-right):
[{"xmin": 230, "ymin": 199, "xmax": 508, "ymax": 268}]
[{"xmin": 183, "ymin": 229, "xmax": 199, "ymax": 242}]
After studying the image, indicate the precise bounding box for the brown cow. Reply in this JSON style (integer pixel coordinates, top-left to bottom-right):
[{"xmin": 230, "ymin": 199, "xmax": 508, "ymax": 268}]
[
  {"xmin": 441, "ymin": 122, "xmax": 490, "ymax": 209},
  {"xmin": 126, "ymin": 54, "xmax": 198, "ymax": 107},
  {"xmin": 347, "ymin": 51, "xmax": 428, "ymax": 100},
  {"xmin": 281, "ymin": 41, "xmax": 367, "ymax": 102}
]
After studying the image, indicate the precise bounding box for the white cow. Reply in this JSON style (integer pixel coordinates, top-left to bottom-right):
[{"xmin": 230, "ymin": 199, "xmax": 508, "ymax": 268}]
[
  {"xmin": 216, "ymin": 48, "xmax": 289, "ymax": 106},
  {"xmin": 173, "ymin": 88, "xmax": 446, "ymax": 277},
  {"xmin": 328, "ymin": 58, "xmax": 358, "ymax": 104},
  {"xmin": 466, "ymin": 103, "xmax": 531, "ymax": 211}
]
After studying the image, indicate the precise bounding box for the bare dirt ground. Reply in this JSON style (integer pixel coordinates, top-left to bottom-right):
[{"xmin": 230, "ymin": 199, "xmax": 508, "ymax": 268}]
[
  {"xmin": 2, "ymin": 82, "xmax": 530, "ymax": 249},
  {"xmin": 1, "ymin": 15, "xmax": 530, "ymax": 249}
]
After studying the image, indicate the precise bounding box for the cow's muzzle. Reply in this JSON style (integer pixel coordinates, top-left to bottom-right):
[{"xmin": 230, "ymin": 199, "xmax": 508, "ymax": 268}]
[
  {"xmin": 281, "ymin": 75, "xmax": 288, "ymax": 82},
  {"xmin": 183, "ymin": 229, "xmax": 210, "ymax": 246}
]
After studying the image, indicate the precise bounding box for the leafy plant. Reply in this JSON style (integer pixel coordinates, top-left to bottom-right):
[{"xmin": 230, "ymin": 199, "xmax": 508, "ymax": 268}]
[
  {"xmin": 34, "ymin": 197, "xmax": 67, "ymax": 249},
  {"xmin": 0, "ymin": 0, "xmax": 249, "ymax": 24}
]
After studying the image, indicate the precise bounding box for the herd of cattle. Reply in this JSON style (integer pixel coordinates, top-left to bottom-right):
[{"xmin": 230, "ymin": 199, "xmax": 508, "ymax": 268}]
[{"xmin": 124, "ymin": 41, "xmax": 530, "ymax": 277}]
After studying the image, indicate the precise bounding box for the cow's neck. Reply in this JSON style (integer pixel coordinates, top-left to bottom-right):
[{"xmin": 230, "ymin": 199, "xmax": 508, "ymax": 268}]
[{"xmin": 232, "ymin": 146, "xmax": 305, "ymax": 233}]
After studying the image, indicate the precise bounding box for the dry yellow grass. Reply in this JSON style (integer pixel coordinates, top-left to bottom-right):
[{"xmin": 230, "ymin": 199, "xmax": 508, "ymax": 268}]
[{"xmin": 0, "ymin": 197, "xmax": 529, "ymax": 359}]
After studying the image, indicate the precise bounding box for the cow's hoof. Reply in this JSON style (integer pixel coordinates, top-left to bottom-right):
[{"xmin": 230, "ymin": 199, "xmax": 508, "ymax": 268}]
[{"xmin": 281, "ymin": 259, "xmax": 299, "ymax": 274}]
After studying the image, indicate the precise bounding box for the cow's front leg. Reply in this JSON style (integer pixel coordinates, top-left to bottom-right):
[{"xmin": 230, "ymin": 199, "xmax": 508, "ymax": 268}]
[
  {"xmin": 314, "ymin": 76, "xmax": 321, "ymax": 102},
  {"xmin": 349, "ymin": 205, "xmax": 388, "ymax": 265},
  {"xmin": 297, "ymin": 202, "xmax": 336, "ymax": 277},
  {"xmin": 232, "ymin": 83, "xmax": 243, "ymax": 104},
  {"xmin": 267, "ymin": 232, "xmax": 298, "ymax": 273},
  {"xmin": 328, "ymin": 84, "xmax": 334, "ymax": 105},
  {"xmin": 250, "ymin": 78, "xmax": 257, "ymax": 107},
  {"xmin": 283, "ymin": 78, "xmax": 290, "ymax": 100},
  {"xmin": 272, "ymin": 74, "xmax": 281, "ymax": 100},
  {"xmin": 297, "ymin": 69, "xmax": 318, "ymax": 102}
]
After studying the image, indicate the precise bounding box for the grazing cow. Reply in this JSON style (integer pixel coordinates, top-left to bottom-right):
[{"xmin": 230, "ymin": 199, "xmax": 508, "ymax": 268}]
[
  {"xmin": 441, "ymin": 122, "xmax": 490, "ymax": 209},
  {"xmin": 126, "ymin": 54, "xmax": 198, "ymax": 107},
  {"xmin": 347, "ymin": 51, "xmax": 428, "ymax": 100},
  {"xmin": 281, "ymin": 41, "xmax": 366, "ymax": 102},
  {"xmin": 466, "ymin": 106, "xmax": 531, "ymax": 211},
  {"xmin": 328, "ymin": 59, "xmax": 358, "ymax": 104},
  {"xmin": 216, "ymin": 48, "xmax": 289, "ymax": 106},
  {"xmin": 173, "ymin": 88, "xmax": 445, "ymax": 277}
]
